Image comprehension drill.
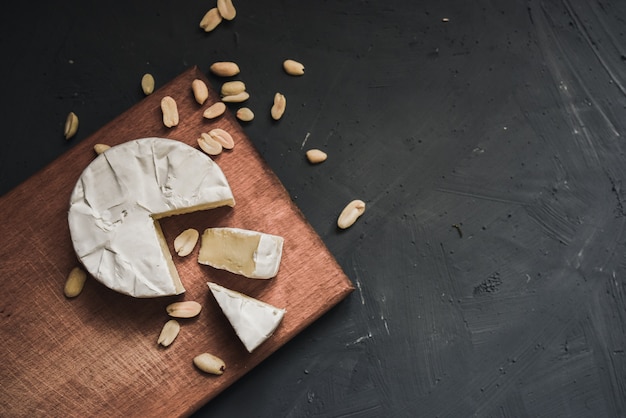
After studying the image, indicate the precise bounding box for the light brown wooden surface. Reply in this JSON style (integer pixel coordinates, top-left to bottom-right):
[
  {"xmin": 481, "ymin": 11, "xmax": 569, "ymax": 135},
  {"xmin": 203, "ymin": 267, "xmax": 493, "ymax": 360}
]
[{"xmin": 0, "ymin": 66, "xmax": 354, "ymax": 417}]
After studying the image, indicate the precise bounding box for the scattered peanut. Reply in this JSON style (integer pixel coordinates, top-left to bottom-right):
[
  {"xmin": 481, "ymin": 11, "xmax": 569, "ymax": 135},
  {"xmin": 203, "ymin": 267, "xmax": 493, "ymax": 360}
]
[
  {"xmin": 157, "ymin": 319, "xmax": 180, "ymax": 347},
  {"xmin": 64, "ymin": 112, "xmax": 79, "ymax": 140},
  {"xmin": 64, "ymin": 266, "xmax": 87, "ymax": 298},
  {"xmin": 203, "ymin": 101, "xmax": 227, "ymax": 119},
  {"xmin": 198, "ymin": 133, "xmax": 223, "ymax": 156},
  {"xmin": 271, "ymin": 93, "xmax": 286, "ymax": 120},
  {"xmin": 217, "ymin": 0, "xmax": 236, "ymax": 20},
  {"xmin": 306, "ymin": 149, "xmax": 327, "ymax": 164},
  {"xmin": 200, "ymin": 8, "xmax": 222, "ymax": 32},
  {"xmin": 221, "ymin": 81, "xmax": 246, "ymax": 96},
  {"xmin": 160, "ymin": 96, "xmax": 179, "ymax": 128},
  {"xmin": 209, "ymin": 128, "xmax": 235, "ymax": 149},
  {"xmin": 141, "ymin": 73, "xmax": 155, "ymax": 95},
  {"xmin": 193, "ymin": 352, "xmax": 226, "ymax": 375},
  {"xmin": 236, "ymin": 107, "xmax": 255, "ymax": 122},
  {"xmin": 192, "ymin": 79, "xmax": 209, "ymax": 105},
  {"xmin": 94, "ymin": 143, "xmax": 111, "ymax": 155},
  {"xmin": 337, "ymin": 199, "xmax": 366, "ymax": 229},
  {"xmin": 174, "ymin": 228, "xmax": 200, "ymax": 257},
  {"xmin": 283, "ymin": 59, "xmax": 305, "ymax": 76},
  {"xmin": 166, "ymin": 301, "xmax": 202, "ymax": 318},
  {"xmin": 221, "ymin": 91, "xmax": 250, "ymax": 103},
  {"xmin": 209, "ymin": 61, "xmax": 240, "ymax": 77}
]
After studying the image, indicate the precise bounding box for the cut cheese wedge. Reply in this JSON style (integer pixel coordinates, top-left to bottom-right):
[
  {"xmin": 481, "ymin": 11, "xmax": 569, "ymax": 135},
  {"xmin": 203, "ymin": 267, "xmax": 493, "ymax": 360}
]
[
  {"xmin": 198, "ymin": 227, "xmax": 284, "ymax": 279},
  {"xmin": 68, "ymin": 137, "xmax": 235, "ymax": 298},
  {"xmin": 208, "ymin": 282, "xmax": 285, "ymax": 352}
]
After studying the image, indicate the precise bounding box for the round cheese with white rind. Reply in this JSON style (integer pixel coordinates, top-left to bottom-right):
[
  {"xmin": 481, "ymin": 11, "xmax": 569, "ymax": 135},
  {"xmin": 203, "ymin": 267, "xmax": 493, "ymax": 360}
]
[{"xmin": 68, "ymin": 137, "xmax": 235, "ymax": 298}]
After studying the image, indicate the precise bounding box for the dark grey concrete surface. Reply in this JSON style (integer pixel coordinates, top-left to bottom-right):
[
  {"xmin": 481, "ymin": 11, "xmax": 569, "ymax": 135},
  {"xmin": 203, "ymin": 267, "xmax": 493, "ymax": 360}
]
[{"xmin": 2, "ymin": 1, "xmax": 625, "ymax": 416}]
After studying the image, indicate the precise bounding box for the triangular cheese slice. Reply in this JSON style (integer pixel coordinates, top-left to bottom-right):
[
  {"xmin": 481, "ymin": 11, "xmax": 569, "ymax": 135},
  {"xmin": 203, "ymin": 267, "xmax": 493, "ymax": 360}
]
[{"xmin": 208, "ymin": 282, "xmax": 285, "ymax": 352}]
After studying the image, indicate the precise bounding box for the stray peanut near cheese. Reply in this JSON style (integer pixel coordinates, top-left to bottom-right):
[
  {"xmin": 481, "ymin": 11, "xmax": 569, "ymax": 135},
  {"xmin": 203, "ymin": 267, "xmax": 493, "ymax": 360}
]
[
  {"xmin": 160, "ymin": 96, "xmax": 179, "ymax": 128},
  {"xmin": 166, "ymin": 301, "xmax": 202, "ymax": 318},
  {"xmin": 221, "ymin": 91, "xmax": 250, "ymax": 103},
  {"xmin": 209, "ymin": 128, "xmax": 235, "ymax": 149},
  {"xmin": 337, "ymin": 199, "xmax": 366, "ymax": 229},
  {"xmin": 158, "ymin": 319, "xmax": 180, "ymax": 347},
  {"xmin": 217, "ymin": 0, "xmax": 236, "ymax": 20},
  {"xmin": 174, "ymin": 228, "xmax": 199, "ymax": 257},
  {"xmin": 194, "ymin": 352, "xmax": 226, "ymax": 375},
  {"xmin": 306, "ymin": 149, "xmax": 327, "ymax": 164},
  {"xmin": 236, "ymin": 107, "xmax": 255, "ymax": 122},
  {"xmin": 271, "ymin": 93, "xmax": 286, "ymax": 120},
  {"xmin": 203, "ymin": 101, "xmax": 227, "ymax": 119},
  {"xmin": 198, "ymin": 133, "xmax": 223, "ymax": 156},
  {"xmin": 192, "ymin": 79, "xmax": 209, "ymax": 105},
  {"xmin": 94, "ymin": 143, "xmax": 111, "ymax": 155},
  {"xmin": 64, "ymin": 111, "xmax": 79, "ymax": 140},
  {"xmin": 141, "ymin": 73, "xmax": 155, "ymax": 95},
  {"xmin": 200, "ymin": 8, "xmax": 222, "ymax": 32},
  {"xmin": 64, "ymin": 266, "xmax": 87, "ymax": 298},
  {"xmin": 221, "ymin": 80, "xmax": 246, "ymax": 96},
  {"xmin": 209, "ymin": 61, "xmax": 240, "ymax": 77},
  {"xmin": 283, "ymin": 59, "xmax": 305, "ymax": 76}
]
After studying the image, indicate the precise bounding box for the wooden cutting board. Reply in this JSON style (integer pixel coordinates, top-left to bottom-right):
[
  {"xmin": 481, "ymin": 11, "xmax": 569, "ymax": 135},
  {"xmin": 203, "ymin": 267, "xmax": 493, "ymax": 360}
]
[{"xmin": 0, "ymin": 66, "xmax": 354, "ymax": 417}]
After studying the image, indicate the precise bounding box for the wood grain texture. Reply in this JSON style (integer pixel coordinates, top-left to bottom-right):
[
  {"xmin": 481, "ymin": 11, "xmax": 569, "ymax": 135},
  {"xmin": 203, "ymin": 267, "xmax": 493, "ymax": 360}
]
[{"xmin": 0, "ymin": 66, "xmax": 354, "ymax": 417}]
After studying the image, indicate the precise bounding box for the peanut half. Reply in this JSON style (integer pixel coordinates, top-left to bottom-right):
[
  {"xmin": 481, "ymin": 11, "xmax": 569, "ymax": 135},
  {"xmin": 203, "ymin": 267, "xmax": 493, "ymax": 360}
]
[
  {"xmin": 157, "ymin": 319, "xmax": 180, "ymax": 347},
  {"xmin": 221, "ymin": 80, "xmax": 246, "ymax": 96},
  {"xmin": 94, "ymin": 143, "xmax": 111, "ymax": 155},
  {"xmin": 283, "ymin": 59, "xmax": 305, "ymax": 76},
  {"xmin": 306, "ymin": 149, "xmax": 327, "ymax": 164},
  {"xmin": 217, "ymin": 0, "xmax": 236, "ymax": 20},
  {"xmin": 193, "ymin": 352, "xmax": 226, "ymax": 375},
  {"xmin": 236, "ymin": 107, "xmax": 254, "ymax": 122},
  {"xmin": 64, "ymin": 112, "xmax": 79, "ymax": 140},
  {"xmin": 198, "ymin": 133, "xmax": 223, "ymax": 156},
  {"xmin": 203, "ymin": 101, "xmax": 227, "ymax": 119},
  {"xmin": 64, "ymin": 266, "xmax": 87, "ymax": 298},
  {"xmin": 160, "ymin": 96, "xmax": 179, "ymax": 128},
  {"xmin": 174, "ymin": 228, "xmax": 200, "ymax": 257},
  {"xmin": 337, "ymin": 199, "xmax": 366, "ymax": 229},
  {"xmin": 209, "ymin": 61, "xmax": 240, "ymax": 77},
  {"xmin": 221, "ymin": 91, "xmax": 250, "ymax": 103},
  {"xmin": 166, "ymin": 301, "xmax": 202, "ymax": 318},
  {"xmin": 209, "ymin": 128, "xmax": 235, "ymax": 149},
  {"xmin": 271, "ymin": 93, "xmax": 286, "ymax": 120},
  {"xmin": 192, "ymin": 79, "xmax": 209, "ymax": 105},
  {"xmin": 200, "ymin": 8, "xmax": 222, "ymax": 32},
  {"xmin": 141, "ymin": 73, "xmax": 155, "ymax": 95}
]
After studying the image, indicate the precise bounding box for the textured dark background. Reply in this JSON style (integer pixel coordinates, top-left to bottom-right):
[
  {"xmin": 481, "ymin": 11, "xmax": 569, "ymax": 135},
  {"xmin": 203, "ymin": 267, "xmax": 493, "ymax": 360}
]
[{"xmin": 2, "ymin": 0, "xmax": 626, "ymax": 416}]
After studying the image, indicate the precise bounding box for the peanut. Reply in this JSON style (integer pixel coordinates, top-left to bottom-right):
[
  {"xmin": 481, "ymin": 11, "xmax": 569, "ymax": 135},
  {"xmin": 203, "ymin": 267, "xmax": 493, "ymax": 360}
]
[
  {"xmin": 166, "ymin": 301, "xmax": 202, "ymax": 318},
  {"xmin": 64, "ymin": 112, "xmax": 79, "ymax": 140},
  {"xmin": 337, "ymin": 199, "xmax": 366, "ymax": 229},
  {"xmin": 221, "ymin": 91, "xmax": 250, "ymax": 103},
  {"xmin": 200, "ymin": 8, "xmax": 222, "ymax": 32},
  {"xmin": 160, "ymin": 96, "xmax": 179, "ymax": 128},
  {"xmin": 203, "ymin": 102, "xmax": 227, "ymax": 119},
  {"xmin": 157, "ymin": 319, "xmax": 180, "ymax": 347},
  {"xmin": 209, "ymin": 128, "xmax": 235, "ymax": 149},
  {"xmin": 306, "ymin": 149, "xmax": 327, "ymax": 164},
  {"xmin": 221, "ymin": 80, "xmax": 246, "ymax": 96},
  {"xmin": 141, "ymin": 73, "xmax": 155, "ymax": 95},
  {"xmin": 174, "ymin": 228, "xmax": 199, "ymax": 257},
  {"xmin": 64, "ymin": 266, "xmax": 87, "ymax": 298},
  {"xmin": 94, "ymin": 143, "xmax": 111, "ymax": 155},
  {"xmin": 271, "ymin": 93, "xmax": 286, "ymax": 120},
  {"xmin": 192, "ymin": 79, "xmax": 209, "ymax": 105},
  {"xmin": 217, "ymin": 0, "xmax": 236, "ymax": 20},
  {"xmin": 209, "ymin": 61, "xmax": 240, "ymax": 77},
  {"xmin": 198, "ymin": 133, "xmax": 223, "ymax": 156},
  {"xmin": 193, "ymin": 352, "xmax": 226, "ymax": 375},
  {"xmin": 283, "ymin": 59, "xmax": 305, "ymax": 76},
  {"xmin": 236, "ymin": 107, "xmax": 254, "ymax": 122}
]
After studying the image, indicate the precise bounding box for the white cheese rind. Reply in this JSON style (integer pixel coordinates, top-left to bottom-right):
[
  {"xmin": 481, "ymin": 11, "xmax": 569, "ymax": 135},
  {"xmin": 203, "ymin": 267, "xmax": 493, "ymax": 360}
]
[
  {"xmin": 68, "ymin": 137, "xmax": 235, "ymax": 298},
  {"xmin": 198, "ymin": 227, "xmax": 284, "ymax": 279},
  {"xmin": 208, "ymin": 282, "xmax": 285, "ymax": 352}
]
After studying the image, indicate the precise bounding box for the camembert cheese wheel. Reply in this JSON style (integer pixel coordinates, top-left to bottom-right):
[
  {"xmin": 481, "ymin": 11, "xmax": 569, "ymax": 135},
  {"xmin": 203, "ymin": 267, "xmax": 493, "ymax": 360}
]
[
  {"xmin": 208, "ymin": 282, "xmax": 285, "ymax": 352},
  {"xmin": 68, "ymin": 137, "xmax": 235, "ymax": 298}
]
